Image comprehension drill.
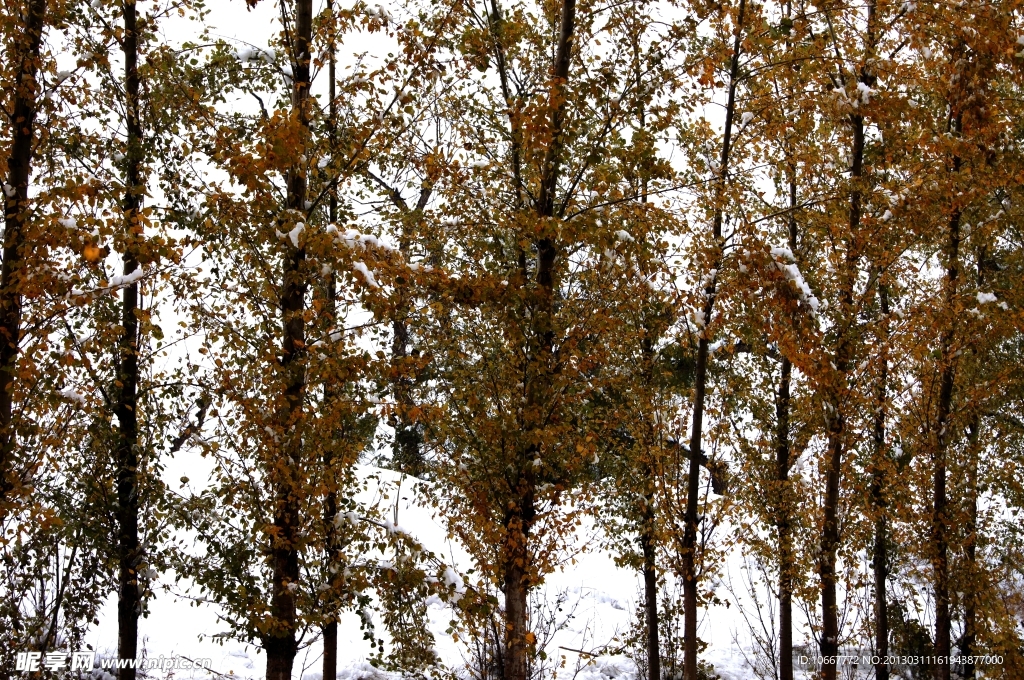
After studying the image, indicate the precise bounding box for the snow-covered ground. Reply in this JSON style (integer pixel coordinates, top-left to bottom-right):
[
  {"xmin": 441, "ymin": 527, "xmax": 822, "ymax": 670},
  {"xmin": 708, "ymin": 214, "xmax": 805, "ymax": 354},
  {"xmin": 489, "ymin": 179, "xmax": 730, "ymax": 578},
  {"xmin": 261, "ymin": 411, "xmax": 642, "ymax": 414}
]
[{"xmin": 79, "ymin": 466, "xmax": 835, "ymax": 680}]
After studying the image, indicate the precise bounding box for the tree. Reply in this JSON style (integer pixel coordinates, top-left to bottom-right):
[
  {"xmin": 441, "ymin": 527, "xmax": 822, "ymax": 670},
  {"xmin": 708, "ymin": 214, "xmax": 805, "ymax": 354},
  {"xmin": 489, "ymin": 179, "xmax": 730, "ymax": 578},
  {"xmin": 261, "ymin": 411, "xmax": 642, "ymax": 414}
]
[
  {"xmin": 417, "ymin": 1, "xmax": 695, "ymax": 678},
  {"xmin": 0, "ymin": 0, "xmax": 49, "ymax": 516}
]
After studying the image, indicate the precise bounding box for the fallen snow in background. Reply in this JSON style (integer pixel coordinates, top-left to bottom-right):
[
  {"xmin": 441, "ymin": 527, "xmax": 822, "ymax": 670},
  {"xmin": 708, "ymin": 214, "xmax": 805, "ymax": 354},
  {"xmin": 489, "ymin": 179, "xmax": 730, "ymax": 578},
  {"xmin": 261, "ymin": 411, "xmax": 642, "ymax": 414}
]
[{"xmin": 83, "ymin": 466, "xmax": 820, "ymax": 680}]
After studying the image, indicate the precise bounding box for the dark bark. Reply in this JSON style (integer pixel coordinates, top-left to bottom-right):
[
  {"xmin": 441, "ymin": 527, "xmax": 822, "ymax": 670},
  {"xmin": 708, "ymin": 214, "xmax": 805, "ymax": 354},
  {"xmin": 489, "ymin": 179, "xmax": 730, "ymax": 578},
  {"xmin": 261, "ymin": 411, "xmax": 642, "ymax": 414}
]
[
  {"xmin": 502, "ymin": 488, "xmax": 535, "ymax": 680},
  {"xmin": 819, "ymin": 397, "xmax": 844, "ymax": 680},
  {"xmin": 635, "ymin": 90, "xmax": 661, "ymax": 680},
  {"xmin": 776, "ymin": 152, "xmax": 798, "ymax": 680},
  {"xmin": 819, "ymin": 5, "xmax": 875, "ymax": 674},
  {"xmin": 818, "ymin": 121, "xmax": 861, "ymax": 680},
  {"xmin": 116, "ymin": 3, "xmax": 144, "ymax": 678},
  {"xmin": 322, "ymin": 429, "xmax": 339, "ymax": 680},
  {"xmin": 777, "ymin": 355, "xmax": 793, "ymax": 680},
  {"xmin": 536, "ymin": 0, "xmax": 574, "ymax": 219},
  {"xmin": 0, "ymin": 0, "xmax": 47, "ymax": 512},
  {"xmin": 961, "ymin": 416, "xmax": 979, "ymax": 680},
  {"xmin": 391, "ymin": 280, "xmax": 424, "ymax": 475},
  {"xmin": 871, "ymin": 284, "xmax": 890, "ymax": 680},
  {"xmin": 323, "ymin": 620, "xmax": 338, "ymax": 680},
  {"xmin": 267, "ymin": 1, "xmax": 313, "ymax": 678},
  {"xmin": 682, "ymin": 2, "xmax": 744, "ymax": 678},
  {"xmin": 931, "ymin": 166, "xmax": 961, "ymax": 680},
  {"xmin": 640, "ymin": 491, "xmax": 661, "ymax": 680},
  {"xmin": 499, "ymin": 3, "xmax": 575, "ymax": 680},
  {"xmin": 322, "ymin": 5, "xmax": 339, "ymax": 679}
]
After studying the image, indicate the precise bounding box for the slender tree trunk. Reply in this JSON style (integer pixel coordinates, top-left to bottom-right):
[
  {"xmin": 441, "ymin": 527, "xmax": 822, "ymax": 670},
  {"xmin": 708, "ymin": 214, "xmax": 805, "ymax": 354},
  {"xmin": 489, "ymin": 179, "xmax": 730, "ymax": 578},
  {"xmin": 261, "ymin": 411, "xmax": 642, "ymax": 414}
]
[
  {"xmin": 776, "ymin": 158, "xmax": 798, "ymax": 680},
  {"xmin": 635, "ymin": 86, "xmax": 661, "ymax": 680},
  {"xmin": 931, "ymin": 174, "xmax": 961, "ymax": 680},
  {"xmin": 322, "ymin": 426, "xmax": 339, "ymax": 680},
  {"xmin": 819, "ymin": 2, "xmax": 876, "ymax": 669},
  {"xmin": 365, "ymin": 172, "xmax": 431, "ymax": 480},
  {"xmin": 819, "ymin": 353, "xmax": 846, "ymax": 680},
  {"xmin": 268, "ymin": 2, "xmax": 313, "ymax": 678},
  {"xmin": 323, "ymin": 427, "xmax": 339, "ymax": 680},
  {"xmin": 776, "ymin": 354, "xmax": 794, "ymax": 680},
  {"xmin": 641, "ymin": 490, "xmax": 661, "ymax": 680},
  {"xmin": 682, "ymin": 3, "xmax": 744, "ymax": 678},
  {"xmin": 116, "ymin": 3, "xmax": 144, "ymax": 678},
  {"xmin": 962, "ymin": 415, "xmax": 979, "ymax": 680},
  {"xmin": 323, "ymin": 439, "xmax": 339, "ymax": 680},
  {"xmin": 819, "ymin": 123, "xmax": 861, "ymax": 680},
  {"xmin": 871, "ymin": 284, "xmax": 890, "ymax": 680},
  {"xmin": 0, "ymin": 0, "xmax": 47, "ymax": 512},
  {"xmin": 322, "ymin": 4, "xmax": 339, "ymax": 679},
  {"xmin": 366, "ymin": 177, "xmax": 429, "ymax": 477}
]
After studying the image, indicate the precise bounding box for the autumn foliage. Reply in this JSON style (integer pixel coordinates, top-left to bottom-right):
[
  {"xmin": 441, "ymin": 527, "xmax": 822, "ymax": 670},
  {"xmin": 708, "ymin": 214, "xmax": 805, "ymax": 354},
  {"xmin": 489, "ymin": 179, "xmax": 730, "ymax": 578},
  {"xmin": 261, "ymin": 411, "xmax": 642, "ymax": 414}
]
[{"xmin": 1, "ymin": 1, "xmax": 1023, "ymax": 680}]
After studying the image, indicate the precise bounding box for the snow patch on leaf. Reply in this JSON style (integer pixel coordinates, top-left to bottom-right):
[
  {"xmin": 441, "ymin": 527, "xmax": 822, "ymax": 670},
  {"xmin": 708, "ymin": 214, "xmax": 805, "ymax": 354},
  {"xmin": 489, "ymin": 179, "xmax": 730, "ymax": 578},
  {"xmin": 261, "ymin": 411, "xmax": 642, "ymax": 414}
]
[{"xmin": 352, "ymin": 261, "xmax": 379, "ymax": 288}]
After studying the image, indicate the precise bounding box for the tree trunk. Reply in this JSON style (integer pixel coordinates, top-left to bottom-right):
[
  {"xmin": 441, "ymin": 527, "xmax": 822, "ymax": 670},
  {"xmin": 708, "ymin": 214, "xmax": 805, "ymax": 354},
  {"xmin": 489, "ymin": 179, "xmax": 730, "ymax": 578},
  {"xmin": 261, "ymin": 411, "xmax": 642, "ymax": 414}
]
[
  {"xmin": 871, "ymin": 284, "xmax": 890, "ymax": 680},
  {"xmin": 641, "ymin": 491, "xmax": 661, "ymax": 680},
  {"xmin": 931, "ymin": 191, "xmax": 960, "ymax": 680},
  {"xmin": 323, "ymin": 620, "xmax": 338, "ymax": 680},
  {"xmin": 116, "ymin": 2, "xmax": 144, "ymax": 677},
  {"xmin": 776, "ymin": 354, "xmax": 793, "ymax": 680},
  {"xmin": 819, "ymin": 416, "xmax": 843, "ymax": 680},
  {"xmin": 636, "ymin": 97, "xmax": 660, "ymax": 680},
  {"xmin": 267, "ymin": 1, "xmax": 313, "ymax": 678},
  {"xmin": 818, "ymin": 124, "xmax": 858, "ymax": 680},
  {"xmin": 322, "ymin": 415, "xmax": 339, "ymax": 680},
  {"xmin": 682, "ymin": 2, "xmax": 744, "ymax": 678},
  {"xmin": 0, "ymin": 0, "xmax": 47, "ymax": 512},
  {"xmin": 819, "ymin": 2, "xmax": 876, "ymax": 665},
  {"xmin": 498, "ymin": 2, "xmax": 575, "ymax": 679},
  {"xmin": 391, "ymin": 273, "xmax": 422, "ymax": 476},
  {"xmin": 961, "ymin": 416, "xmax": 979, "ymax": 680},
  {"xmin": 322, "ymin": 384, "xmax": 339, "ymax": 680},
  {"xmin": 322, "ymin": 4, "xmax": 339, "ymax": 679},
  {"xmin": 776, "ymin": 153, "xmax": 798, "ymax": 680},
  {"xmin": 502, "ymin": 500, "xmax": 534, "ymax": 680},
  {"xmin": 365, "ymin": 173, "xmax": 431, "ymax": 479}
]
